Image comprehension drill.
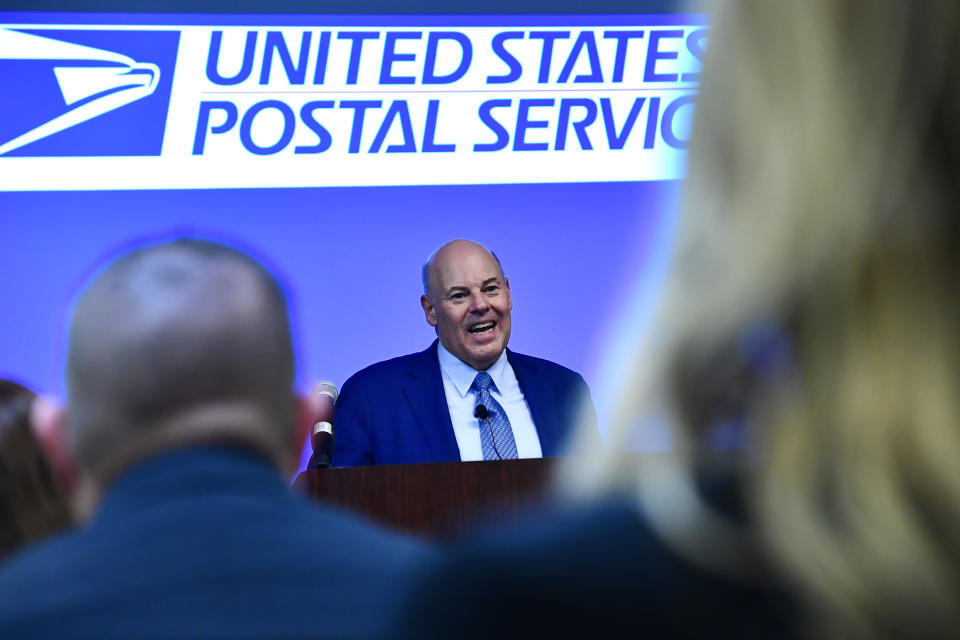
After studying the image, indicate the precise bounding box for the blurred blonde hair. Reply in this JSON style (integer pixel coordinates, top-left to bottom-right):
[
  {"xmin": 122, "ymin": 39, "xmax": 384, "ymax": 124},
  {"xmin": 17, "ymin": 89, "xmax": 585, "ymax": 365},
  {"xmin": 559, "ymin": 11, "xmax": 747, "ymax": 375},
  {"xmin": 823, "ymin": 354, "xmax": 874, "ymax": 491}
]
[{"xmin": 563, "ymin": 2, "xmax": 960, "ymax": 637}]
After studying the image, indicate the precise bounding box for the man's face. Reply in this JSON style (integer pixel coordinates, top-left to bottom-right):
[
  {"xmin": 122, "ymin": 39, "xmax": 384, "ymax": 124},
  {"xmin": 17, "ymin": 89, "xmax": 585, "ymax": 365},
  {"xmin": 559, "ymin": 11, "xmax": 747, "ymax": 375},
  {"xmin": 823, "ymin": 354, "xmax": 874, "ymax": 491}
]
[{"xmin": 421, "ymin": 241, "xmax": 512, "ymax": 371}]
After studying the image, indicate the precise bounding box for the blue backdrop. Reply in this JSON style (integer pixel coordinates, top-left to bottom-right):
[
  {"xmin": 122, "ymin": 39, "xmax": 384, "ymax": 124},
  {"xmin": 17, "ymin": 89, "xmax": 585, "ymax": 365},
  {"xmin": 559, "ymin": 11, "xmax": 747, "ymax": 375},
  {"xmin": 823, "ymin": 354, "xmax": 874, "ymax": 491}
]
[{"xmin": 0, "ymin": 180, "xmax": 678, "ymax": 466}]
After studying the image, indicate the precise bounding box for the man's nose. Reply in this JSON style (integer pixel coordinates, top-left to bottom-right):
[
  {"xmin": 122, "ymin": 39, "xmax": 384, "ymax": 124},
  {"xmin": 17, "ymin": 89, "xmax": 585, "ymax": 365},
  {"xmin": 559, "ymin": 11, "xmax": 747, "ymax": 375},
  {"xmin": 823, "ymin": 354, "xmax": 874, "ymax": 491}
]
[{"xmin": 468, "ymin": 290, "xmax": 490, "ymax": 312}]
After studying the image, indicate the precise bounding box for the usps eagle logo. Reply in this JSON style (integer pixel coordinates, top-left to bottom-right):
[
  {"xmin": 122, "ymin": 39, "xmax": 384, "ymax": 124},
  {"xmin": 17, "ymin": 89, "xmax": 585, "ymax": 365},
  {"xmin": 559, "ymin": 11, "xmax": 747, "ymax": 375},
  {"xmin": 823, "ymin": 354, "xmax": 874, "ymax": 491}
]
[{"xmin": 0, "ymin": 27, "xmax": 179, "ymax": 157}]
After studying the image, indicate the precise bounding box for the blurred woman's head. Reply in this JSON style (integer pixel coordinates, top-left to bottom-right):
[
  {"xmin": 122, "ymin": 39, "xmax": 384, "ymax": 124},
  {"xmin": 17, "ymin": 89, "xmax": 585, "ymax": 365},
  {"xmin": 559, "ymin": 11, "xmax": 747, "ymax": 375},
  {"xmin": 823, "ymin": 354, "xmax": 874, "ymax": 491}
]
[
  {"xmin": 0, "ymin": 380, "xmax": 72, "ymax": 560},
  {"xmin": 567, "ymin": 3, "xmax": 960, "ymax": 636}
]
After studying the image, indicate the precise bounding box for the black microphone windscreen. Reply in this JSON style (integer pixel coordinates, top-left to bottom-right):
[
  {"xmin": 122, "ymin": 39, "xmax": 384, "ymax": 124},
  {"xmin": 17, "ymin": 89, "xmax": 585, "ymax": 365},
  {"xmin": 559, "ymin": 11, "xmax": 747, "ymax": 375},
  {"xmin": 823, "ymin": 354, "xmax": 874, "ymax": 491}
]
[{"xmin": 474, "ymin": 404, "xmax": 489, "ymax": 420}]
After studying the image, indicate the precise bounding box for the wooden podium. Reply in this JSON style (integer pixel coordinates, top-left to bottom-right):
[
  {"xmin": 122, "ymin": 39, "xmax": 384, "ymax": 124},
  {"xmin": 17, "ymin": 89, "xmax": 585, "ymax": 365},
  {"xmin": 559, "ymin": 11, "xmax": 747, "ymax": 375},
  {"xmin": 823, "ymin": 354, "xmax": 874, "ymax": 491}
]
[{"xmin": 293, "ymin": 458, "xmax": 556, "ymax": 539}]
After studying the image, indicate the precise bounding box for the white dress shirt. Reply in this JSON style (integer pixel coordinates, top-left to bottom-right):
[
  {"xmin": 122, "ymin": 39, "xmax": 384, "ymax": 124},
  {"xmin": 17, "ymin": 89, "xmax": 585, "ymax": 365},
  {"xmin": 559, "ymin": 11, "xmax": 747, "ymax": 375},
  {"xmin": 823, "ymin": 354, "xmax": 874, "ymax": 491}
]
[{"xmin": 437, "ymin": 341, "xmax": 543, "ymax": 461}]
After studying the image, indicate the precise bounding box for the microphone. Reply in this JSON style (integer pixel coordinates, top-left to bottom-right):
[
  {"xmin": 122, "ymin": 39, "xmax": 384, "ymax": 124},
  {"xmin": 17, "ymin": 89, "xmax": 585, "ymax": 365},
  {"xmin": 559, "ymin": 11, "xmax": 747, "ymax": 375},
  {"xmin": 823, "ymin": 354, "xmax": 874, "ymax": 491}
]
[
  {"xmin": 310, "ymin": 382, "xmax": 338, "ymax": 469},
  {"xmin": 473, "ymin": 404, "xmax": 501, "ymax": 460}
]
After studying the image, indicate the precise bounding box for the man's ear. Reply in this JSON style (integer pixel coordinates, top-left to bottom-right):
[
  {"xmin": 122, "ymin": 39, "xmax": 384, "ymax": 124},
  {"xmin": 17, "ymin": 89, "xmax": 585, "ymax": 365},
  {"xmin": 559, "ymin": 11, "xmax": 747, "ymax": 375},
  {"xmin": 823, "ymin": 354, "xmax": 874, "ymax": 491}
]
[
  {"xmin": 29, "ymin": 397, "xmax": 77, "ymax": 494},
  {"xmin": 504, "ymin": 276, "xmax": 513, "ymax": 310},
  {"xmin": 290, "ymin": 393, "xmax": 314, "ymax": 474},
  {"xmin": 421, "ymin": 294, "xmax": 438, "ymax": 327}
]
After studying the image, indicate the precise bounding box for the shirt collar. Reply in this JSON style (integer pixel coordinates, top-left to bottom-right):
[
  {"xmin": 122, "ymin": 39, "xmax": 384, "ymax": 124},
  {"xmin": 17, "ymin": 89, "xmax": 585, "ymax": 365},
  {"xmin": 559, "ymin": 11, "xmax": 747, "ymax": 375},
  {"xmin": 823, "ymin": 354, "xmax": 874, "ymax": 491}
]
[{"xmin": 437, "ymin": 340, "xmax": 510, "ymax": 398}]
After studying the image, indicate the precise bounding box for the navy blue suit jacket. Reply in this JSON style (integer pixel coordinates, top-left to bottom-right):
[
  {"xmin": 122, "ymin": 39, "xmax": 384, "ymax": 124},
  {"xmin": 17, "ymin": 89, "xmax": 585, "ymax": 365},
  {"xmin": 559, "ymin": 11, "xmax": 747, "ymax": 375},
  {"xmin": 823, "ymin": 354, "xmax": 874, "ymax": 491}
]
[
  {"xmin": 332, "ymin": 342, "xmax": 598, "ymax": 466},
  {"xmin": 0, "ymin": 447, "xmax": 433, "ymax": 640}
]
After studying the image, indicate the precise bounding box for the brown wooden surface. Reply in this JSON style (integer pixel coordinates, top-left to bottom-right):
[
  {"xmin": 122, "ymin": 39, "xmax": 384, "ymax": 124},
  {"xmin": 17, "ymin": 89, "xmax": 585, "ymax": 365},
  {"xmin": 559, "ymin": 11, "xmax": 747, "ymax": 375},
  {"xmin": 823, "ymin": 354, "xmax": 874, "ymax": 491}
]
[{"xmin": 293, "ymin": 458, "xmax": 555, "ymax": 539}]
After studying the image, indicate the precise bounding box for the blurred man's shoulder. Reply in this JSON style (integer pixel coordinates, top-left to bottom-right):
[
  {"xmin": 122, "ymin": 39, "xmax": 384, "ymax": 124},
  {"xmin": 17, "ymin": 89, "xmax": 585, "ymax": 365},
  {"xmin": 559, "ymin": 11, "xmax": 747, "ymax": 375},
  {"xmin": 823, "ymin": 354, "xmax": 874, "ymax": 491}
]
[{"xmin": 0, "ymin": 528, "xmax": 92, "ymax": 628}]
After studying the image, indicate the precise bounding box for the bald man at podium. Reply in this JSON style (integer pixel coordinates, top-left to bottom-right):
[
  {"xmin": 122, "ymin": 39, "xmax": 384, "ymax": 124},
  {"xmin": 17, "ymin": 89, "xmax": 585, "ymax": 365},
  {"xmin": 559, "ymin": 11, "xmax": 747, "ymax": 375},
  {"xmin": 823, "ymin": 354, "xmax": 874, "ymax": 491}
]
[{"xmin": 333, "ymin": 239, "xmax": 598, "ymax": 467}]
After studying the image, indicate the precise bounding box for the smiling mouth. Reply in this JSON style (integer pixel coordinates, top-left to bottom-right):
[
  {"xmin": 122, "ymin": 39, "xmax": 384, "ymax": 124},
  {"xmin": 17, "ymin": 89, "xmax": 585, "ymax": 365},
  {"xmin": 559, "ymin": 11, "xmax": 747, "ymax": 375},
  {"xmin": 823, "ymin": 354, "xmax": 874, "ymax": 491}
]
[{"xmin": 468, "ymin": 321, "xmax": 496, "ymax": 335}]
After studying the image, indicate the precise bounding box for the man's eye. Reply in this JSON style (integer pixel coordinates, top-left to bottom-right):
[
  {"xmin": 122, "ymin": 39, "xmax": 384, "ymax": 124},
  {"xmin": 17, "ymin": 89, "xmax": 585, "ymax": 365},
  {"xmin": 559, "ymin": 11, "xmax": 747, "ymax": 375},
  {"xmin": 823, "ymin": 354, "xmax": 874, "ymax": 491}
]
[
  {"xmin": 484, "ymin": 286, "xmax": 500, "ymax": 293},
  {"xmin": 450, "ymin": 293, "xmax": 466, "ymax": 300}
]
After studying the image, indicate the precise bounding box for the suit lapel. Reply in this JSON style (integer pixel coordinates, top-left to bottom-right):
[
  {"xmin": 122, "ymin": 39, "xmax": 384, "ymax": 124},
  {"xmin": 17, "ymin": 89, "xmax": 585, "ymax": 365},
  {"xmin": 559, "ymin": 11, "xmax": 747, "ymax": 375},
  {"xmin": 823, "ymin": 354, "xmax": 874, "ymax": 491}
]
[
  {"xmin": 401, "ymin": 341, "xmax": 461, "ymax": 462},
  {"xmin": 508, "ymin": 350, "xmax": 563, "ymax": 456}
]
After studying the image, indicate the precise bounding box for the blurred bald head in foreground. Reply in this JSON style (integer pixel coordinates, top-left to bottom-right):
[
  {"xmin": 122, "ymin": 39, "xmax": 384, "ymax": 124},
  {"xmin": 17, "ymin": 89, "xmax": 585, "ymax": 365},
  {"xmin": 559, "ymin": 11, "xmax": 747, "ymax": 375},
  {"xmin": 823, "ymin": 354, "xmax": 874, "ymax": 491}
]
[
  {"xmin": 0, "ymin": 237, "xmax": 431, "ymax": 639},
  {"xmin": 67, "ymin": 238, "xmax": 301, "ymax": 484}
]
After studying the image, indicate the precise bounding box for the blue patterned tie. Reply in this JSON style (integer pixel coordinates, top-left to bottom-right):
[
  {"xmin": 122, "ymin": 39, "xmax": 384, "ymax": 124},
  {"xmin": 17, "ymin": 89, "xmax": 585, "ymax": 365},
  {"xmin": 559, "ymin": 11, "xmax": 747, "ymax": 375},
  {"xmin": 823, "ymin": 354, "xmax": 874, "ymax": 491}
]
[{"xmin": 471, "ymin": 371, "xmax": 518, "ymax": 460}]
